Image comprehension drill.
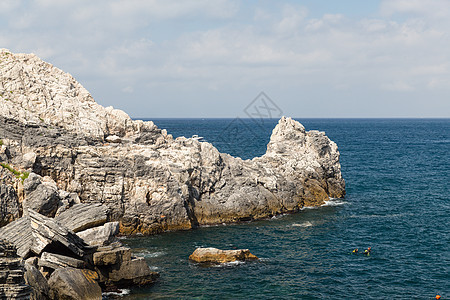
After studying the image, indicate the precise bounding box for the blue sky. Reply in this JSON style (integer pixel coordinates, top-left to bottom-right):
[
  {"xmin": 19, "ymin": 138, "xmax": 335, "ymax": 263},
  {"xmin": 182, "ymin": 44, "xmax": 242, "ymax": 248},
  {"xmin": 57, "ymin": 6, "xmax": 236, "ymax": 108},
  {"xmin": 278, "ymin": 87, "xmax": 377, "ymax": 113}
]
[{"xmin": 1, "ymin": 0, "xmax": 449, "ymax": 118}]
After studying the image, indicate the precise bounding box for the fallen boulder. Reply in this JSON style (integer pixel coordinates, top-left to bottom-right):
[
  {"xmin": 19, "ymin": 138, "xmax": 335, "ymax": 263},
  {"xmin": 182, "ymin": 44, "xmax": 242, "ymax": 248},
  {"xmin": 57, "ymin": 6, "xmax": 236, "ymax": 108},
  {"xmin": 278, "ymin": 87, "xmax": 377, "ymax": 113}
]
[
  {"xmin": 55, "ymin": 203, "xmax": 109, "ymax": 233},
  {"xmin": 0, "ymin": 209, "xmax": 89, "ymax": 258},
  {"xmin": 24, "ymin": 260, "xmax": 50, "ymax": 300},
  {"xmin": 38, "ymin": 252, "xmax": 86, "ymax": 270},
  {"xmin": 96, "ymin": 257, "xmax": 159, "ymax": 288},
  {"xmin": 48, "ymin": 268, "xmax": 102, "ymax": 300},
  {"xmin": 77, "ymin": 221, "xmax": 119, "ymax": 246},
  {"xmin": 189, "ymin": 247, "xmax": 259, "ymax": 264},
  {"xmin": 93, "ymin": 245, "xmax": 131, "ymax": 266},
  {"xmin": 23, "ymin": 173, "xmax": 60, "ymax": 217}
]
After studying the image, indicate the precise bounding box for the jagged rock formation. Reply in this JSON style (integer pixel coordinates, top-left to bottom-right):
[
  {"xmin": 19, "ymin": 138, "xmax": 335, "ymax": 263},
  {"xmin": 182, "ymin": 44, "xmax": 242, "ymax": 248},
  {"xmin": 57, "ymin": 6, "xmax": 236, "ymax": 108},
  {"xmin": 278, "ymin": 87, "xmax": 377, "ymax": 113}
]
[
  {"xmin": 0, "ymin": 208, "xmax": 158, "ymax": 297},
  {"xmin": 0, "ymin": 49, "xmax": 345, "ymax": 235},
  {"xmin": 0, "ymin": 168, "xmax": 21, "ymax": 227},
  {"xmin": 0, "ymin": 239, "xmax": 32, "ymax": 299}
]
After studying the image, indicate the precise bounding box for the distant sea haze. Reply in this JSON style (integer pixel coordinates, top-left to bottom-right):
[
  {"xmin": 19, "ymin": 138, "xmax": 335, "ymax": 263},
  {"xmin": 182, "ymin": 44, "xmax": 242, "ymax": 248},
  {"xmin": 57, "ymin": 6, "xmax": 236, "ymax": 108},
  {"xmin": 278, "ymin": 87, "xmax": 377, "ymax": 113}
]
[{"xmin": 122, "ymin": 118, "xmax": 449, "ymax": 299}]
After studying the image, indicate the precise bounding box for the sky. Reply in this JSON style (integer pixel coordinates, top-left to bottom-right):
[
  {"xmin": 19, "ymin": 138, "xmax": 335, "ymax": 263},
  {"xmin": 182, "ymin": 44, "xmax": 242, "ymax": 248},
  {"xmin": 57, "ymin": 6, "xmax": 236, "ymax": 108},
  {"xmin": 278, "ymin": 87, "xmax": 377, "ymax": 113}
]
[{"xmin": 1, "ymin": 0, "xmax": 449, "ymax": 118}]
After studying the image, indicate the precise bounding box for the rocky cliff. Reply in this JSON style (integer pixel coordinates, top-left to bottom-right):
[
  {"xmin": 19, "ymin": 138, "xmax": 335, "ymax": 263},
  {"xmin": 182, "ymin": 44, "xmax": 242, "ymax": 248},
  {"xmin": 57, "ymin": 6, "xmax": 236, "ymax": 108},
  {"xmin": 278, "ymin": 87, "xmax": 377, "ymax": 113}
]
[{"xmin": 0, "ymin": 49, "xmax": 345, "ymax": 235}]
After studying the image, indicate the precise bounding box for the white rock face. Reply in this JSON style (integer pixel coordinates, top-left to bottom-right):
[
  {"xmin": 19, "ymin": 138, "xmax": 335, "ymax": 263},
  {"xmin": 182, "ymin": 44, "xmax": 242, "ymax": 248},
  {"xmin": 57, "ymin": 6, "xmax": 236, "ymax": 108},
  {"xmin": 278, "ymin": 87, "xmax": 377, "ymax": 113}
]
[
  {"xmin": 0, "ymin": 50, "xmax": 345, "ymax": 234},
  {"xmin": 0, "ymin": 49, "xmax": 158, "ymax": 140}
]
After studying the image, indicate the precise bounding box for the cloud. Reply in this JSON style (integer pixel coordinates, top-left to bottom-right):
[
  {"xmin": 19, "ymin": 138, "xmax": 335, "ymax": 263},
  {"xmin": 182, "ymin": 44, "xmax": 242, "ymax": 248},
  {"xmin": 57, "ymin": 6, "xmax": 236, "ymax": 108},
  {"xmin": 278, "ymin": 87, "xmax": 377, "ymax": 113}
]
[{"xmin": 1, "ymin": 1, "xmax": 450, "ymax": 117}]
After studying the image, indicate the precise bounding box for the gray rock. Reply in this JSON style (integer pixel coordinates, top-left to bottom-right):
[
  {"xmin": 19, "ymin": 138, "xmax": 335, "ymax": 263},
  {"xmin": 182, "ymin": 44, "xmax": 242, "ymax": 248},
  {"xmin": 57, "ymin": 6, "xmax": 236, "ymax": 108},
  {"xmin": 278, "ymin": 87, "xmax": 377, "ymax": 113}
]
[
  {"xmin": 48, "ymin": 268, "xmax": 101, "ymax": 300},
  {"xmin": 0, "ymin": 209, "xmax": 89, "ymax": 258},
  {"xmin": 23, "ymin": 173, "xmax": 60, "ymax": 217},
  {"xmin": 38, "ymin": 252, "xmax": 86, "ymax": 270},
  {"xmin": 55, "ymin": 203, "xmax": 109, "ymax": 233},
  {"xmin": 77, "ymin": 222, "xmax": 119, "ymax": 246},
  {"xmin": 0, "ymin": 168, "xmax": 20, "ymax": 227},
  {"xmin": 93, "ymin": 246, "xmax": 131, "ymax": 266},
  {"xmin": 0, "ymin": 239, "xmax": 32, "ymax": 299},
  {"xmin": 24, "ymin": 261, "xmax": 49, "ymax": 300},
  {"xmin": 96, "ymin": 257, "xmax": 159, "ymax": 288}
]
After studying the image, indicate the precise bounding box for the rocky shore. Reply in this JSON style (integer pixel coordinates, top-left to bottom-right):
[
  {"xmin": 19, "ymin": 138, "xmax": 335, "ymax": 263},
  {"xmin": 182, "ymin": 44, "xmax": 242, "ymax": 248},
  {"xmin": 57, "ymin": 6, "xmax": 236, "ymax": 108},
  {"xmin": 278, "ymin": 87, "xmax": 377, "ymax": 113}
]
[{"xmin": 0, "ymin": 49, "xmax": 345, "ymax": 297}]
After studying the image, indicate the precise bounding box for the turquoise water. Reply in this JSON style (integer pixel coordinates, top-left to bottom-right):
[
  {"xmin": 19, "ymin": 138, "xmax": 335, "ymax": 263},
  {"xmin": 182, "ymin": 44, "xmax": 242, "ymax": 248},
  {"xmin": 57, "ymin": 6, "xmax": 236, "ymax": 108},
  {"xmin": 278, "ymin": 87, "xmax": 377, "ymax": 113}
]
[{"xmin": 121, "ymin": 119, "xmax": 449, "ymax": 299}]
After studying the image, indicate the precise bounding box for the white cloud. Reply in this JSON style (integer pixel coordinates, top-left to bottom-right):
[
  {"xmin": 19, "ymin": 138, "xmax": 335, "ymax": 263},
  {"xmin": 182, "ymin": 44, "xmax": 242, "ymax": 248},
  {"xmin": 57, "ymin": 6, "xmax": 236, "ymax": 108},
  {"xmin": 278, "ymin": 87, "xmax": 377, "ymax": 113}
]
[
  {"xmin": 1, "ymin": 1, "xmax": 450, "ymax": 117},
  {"xmin": 380, "ymin": 0, "xmax": 450, "ymax": 18}
]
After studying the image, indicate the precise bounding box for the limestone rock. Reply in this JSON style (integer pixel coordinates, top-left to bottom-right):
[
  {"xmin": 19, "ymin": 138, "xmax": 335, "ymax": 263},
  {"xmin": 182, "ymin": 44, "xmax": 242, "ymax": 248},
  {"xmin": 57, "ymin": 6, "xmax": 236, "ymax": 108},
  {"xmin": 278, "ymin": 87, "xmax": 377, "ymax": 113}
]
[
  {"xmin": 189, "ymin": 247, "xmax": 259, "ymax": 264},
  {"xmin": 38, "ymin": 252, "xmax": 86, "ymax": 270},
  {"xmin": 0, "ymin": 209, "xmax": 89, "ymax": 258},
  {"xmin": 0, "ymin": 239, "xmax": 32, "ymax": 299},
  {"xmin": 77, "ymin": 222, "xmax": 119, "ymax": 247},
  {"xmin": 23, "ymin": 173, "xmax": 60, "ymax": 217},
  {"xmin": 96, "ymin": 257, "xmax": 159, "ymax": 288},
  {"xmin": 24, "ymin": 261, "xmax": 49, "ymax": 300},
  {"xmin": 0, "ymin": 168, "xmax": 20, "ymax": 227},
  {"xmin": 47, "ymin": 268, "xmax": 101, "ymax": 300},
  {"xmin": 105, "ymin": 135, "xmax": 121, "ymax": 143},
  {"xmin": 55, "ymin": 203, "xmax": 109, "ymax": 233},
  {"xmin": 0, "ymin": 50, "xmax": 345, "ymax": 235},
  {"xmin": 93, "ymin": 246, "xmax": 131, "ymax": 266}
]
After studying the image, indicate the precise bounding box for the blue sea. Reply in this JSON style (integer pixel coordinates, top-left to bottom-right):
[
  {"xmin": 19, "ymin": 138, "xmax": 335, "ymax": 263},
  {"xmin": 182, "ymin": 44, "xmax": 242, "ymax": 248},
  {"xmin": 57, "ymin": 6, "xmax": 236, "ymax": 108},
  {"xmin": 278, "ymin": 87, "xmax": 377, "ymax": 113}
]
[{"xmin": 120, "ymin": 118, "xmax": 449, "ymax": 299}]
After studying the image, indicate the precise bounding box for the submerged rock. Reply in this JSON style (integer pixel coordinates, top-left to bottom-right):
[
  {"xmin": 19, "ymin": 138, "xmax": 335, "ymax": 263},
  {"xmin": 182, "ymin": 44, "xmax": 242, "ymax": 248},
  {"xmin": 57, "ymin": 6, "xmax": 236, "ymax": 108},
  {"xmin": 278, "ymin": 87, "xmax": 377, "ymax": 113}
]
[
  {"xmin": 189, "ymin": 247, "xmax": 259, "ymax": 264},
  {"xmin": 0, "ymin": 49, "xmax": 345, "ymax": 235}
]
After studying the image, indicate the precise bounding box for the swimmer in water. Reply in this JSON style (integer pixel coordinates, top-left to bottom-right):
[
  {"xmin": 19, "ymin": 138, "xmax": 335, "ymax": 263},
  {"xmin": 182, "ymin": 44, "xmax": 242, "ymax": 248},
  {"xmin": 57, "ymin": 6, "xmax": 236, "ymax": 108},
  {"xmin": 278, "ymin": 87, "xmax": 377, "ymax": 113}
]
[{"xmin": 363, "ymin": 247, "xmax": 372, "ymax": 256}]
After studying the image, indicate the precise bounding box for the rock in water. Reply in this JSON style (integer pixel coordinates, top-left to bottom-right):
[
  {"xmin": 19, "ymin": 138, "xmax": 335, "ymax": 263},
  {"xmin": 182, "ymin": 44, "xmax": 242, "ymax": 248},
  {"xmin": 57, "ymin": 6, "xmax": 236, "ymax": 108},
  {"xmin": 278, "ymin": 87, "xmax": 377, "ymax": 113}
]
[
  {"xmin": 47, "ymin": 268, "xmax": 102, "ymax": 300},
  {"xmin": 189, "ymin": 247, "xmax": 259, "ymax": 264},
  {"xmin": 0, "ymin": 49, "xmax": 345, "ymax": 234}
]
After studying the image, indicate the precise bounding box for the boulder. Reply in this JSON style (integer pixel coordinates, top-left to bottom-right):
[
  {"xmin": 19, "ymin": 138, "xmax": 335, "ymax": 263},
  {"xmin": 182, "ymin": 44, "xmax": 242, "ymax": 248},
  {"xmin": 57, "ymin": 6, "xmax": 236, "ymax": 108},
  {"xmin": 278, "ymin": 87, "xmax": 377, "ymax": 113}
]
[
  {"xmin": 189, "ymin": 247, "xmax": 259, "ymax": 264},
  {"xmin": 23, "ymin": 173, "xmax": 60, "ymax": 217},
  {"xmin": 24, "ymin": 261, "xmax": 50, "ymax": 300},
  {"xmin": 55, "ymin": 203, "xmax": 108, "ymax": 233},
  {"xmin": 77, "ymin": 222, "xmax": 119, "ymax": 246},
  {"xmin": 0, "ymin": 239, "xmax": 32, "ymax": 299},
  {"xmin": 38, "ymin": 252, "xmax": 86, "ymax": 270},
  {"xmin": 93, "ymin": 246, "xmax": 131, "ymax": 266},
  {"xmin": 0, "ymin": 209, "xmax": 89, "ymax": 258},
  {"xmin": 96, "ymin": 257, "xmax": 159, "ymax": 288},
  {"xmin": 48, "ymin": 268, "xmax": 101, "ymax": 300}
]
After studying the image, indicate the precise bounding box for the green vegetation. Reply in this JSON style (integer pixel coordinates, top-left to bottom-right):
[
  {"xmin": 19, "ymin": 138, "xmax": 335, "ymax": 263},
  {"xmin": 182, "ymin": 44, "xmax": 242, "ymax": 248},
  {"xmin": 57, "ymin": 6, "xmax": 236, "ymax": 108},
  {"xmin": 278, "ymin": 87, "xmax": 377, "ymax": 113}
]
[
  {"xmin": 0, "ymin": 162, "xmax": 30, "ymax": 183},
  {"xmin": 0, "ymin": 139, "xmax": 2, "ymax": 146}
]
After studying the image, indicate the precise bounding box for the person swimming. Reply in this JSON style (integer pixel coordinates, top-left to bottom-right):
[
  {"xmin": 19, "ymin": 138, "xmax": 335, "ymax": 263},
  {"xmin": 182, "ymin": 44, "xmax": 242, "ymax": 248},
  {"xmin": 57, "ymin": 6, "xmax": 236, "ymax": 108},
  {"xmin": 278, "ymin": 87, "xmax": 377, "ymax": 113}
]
[
  {"xmin": 352, "ymin": 248, "xmax": 358, "ymax": 254},
  {"xmin": 363, "ymin": 247, "xmax": 372, "ymax": 256}
]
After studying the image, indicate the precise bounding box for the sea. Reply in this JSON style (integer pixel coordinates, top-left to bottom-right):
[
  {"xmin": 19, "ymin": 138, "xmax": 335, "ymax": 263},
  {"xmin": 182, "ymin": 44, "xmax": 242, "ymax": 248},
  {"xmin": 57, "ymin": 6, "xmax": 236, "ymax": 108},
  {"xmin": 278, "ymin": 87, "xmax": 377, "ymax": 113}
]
[{"xmin": 117, "ymin": 118, "xmax": 449, "ymax": 299}]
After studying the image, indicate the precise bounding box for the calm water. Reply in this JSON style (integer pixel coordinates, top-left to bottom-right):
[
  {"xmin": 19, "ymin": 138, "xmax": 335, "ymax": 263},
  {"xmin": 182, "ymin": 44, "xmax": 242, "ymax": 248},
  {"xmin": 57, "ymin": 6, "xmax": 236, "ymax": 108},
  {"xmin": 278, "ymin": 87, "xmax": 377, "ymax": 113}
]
[{"xmin": 120, "ymin": 119, "xmax": 449, "ymax": 299}]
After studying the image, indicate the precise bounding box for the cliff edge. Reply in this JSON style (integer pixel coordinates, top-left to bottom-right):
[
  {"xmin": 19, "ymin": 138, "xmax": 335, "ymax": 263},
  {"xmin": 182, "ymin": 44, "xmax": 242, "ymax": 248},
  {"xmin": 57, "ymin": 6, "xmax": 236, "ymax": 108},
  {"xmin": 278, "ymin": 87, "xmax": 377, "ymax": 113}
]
[{"xmin": 0, "ymin": 49, "xmax": 345, "ymax": 235}]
